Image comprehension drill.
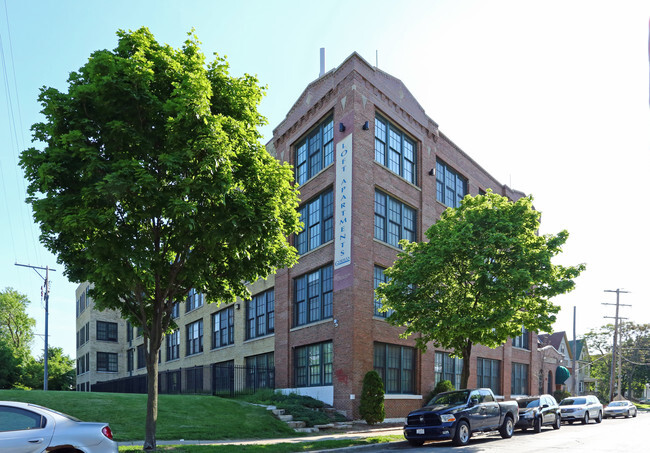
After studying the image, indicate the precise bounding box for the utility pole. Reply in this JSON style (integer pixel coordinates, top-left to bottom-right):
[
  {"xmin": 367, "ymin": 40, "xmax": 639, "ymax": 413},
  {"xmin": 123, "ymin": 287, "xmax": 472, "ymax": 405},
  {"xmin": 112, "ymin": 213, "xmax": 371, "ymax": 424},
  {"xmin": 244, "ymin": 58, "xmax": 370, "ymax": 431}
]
[
  {"xmin": 603, "ymin": 289, "xmax": 630, "ymax": 401},
  {"xmin": 15, "ymin": 263, "xmax": 57, "ymax": 391},
  {"xmin": 572, "ymin": 306, "xmax": 577, "ymax": 395}
]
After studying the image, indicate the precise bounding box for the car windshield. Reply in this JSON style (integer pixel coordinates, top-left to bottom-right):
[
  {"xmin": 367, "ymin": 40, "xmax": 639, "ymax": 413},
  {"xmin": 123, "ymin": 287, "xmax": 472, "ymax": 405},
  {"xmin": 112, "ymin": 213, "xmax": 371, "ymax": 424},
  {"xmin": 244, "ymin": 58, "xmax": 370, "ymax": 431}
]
[
  {"xmin": 517, "ymin": 399, "xmax": 540, "ymax": 409},
  {"xmin": 428, "ymin": 390, "xmax": 470, "ymax": 406},
  {"xmin": 608, "ymin": 401, "xmax": 626, "ymax": 407},
  {"xmin": 560, "ymin": 398, "xmax": 586, "ymax": 406}
]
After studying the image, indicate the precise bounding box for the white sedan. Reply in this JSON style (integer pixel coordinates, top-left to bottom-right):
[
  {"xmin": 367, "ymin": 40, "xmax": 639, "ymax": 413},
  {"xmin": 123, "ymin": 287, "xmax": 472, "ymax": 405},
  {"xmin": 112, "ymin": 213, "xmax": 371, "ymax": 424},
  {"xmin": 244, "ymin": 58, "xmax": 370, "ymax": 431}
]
[
  {"xmin": 603, "ymin": 400, "xmax": 638, "ymax": 418},
  {"xmin": 0, "ymin": 401, "xmax": 118, "ymax": 453}
]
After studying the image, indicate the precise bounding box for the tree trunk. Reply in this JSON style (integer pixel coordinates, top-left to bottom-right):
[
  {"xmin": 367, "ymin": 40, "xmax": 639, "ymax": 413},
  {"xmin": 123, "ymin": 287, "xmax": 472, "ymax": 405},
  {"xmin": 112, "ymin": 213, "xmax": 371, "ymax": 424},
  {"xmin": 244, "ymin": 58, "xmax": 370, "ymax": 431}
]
[
  {"xmin": 143, "ymin": 336, "xmax": 161, "ymax": 451},
  {"xmin": 460, "ymin": 341, "xmax": 473, "ymax": 389}
]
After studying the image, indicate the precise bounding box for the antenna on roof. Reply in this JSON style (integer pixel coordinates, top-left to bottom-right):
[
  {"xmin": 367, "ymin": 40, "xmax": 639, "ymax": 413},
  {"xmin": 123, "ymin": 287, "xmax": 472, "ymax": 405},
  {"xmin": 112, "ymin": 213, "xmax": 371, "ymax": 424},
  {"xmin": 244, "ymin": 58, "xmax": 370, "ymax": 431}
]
[
  {"xmin": 376, "ymin": 50, "xmax": 379, "ymax": 68},
  {"xmin": 320, "ymin": 48, "xmax": 325, "ymax": 77}
]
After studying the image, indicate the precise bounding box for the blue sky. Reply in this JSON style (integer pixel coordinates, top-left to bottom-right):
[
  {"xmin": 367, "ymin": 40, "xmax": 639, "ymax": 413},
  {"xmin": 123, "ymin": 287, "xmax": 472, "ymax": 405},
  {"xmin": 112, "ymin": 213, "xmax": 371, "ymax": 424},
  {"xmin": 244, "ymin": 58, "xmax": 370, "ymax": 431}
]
[{"xmin": 1, "ymin": 0, "xmax": 648, "ymax": 361}]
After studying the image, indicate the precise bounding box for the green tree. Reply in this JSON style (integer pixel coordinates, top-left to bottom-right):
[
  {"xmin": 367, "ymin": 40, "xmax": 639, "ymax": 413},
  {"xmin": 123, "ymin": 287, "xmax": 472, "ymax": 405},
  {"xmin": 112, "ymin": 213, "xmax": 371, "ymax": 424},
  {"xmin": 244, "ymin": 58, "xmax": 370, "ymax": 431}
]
[
  {"xmin": 585, "ymin": 322, "xmax": 650, "ymax": 400},
  {"xmin": 19, "ymin": 347, "xmax": 75, "ymax": 391},
  {"xmin": 0, "ymin": 287, "xmax": 36, "ymax": 360},
  {"xmin": 376, "ymin": 191, "xmax": 584, "ymax": 388},
  {"xmin": 20, "ymin": 28, "xmax": 300, "ymax": 450},
  {"xmin": 0, "ymin": 339, "xmax": 21, "ymax": 389},
  {"xmin": 359, "ymin": 370, "xmax": 385, "ymax": 425}
]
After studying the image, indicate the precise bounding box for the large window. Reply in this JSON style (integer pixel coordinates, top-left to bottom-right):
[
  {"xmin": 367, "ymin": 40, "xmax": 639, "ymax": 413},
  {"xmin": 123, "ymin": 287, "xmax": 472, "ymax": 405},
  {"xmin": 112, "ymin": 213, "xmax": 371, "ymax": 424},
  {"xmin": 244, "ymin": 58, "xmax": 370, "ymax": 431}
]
[
  {"xmin": 373, "ymin": 266, "xmax": 394, "ymax": 318},
  {"xmin": 511, "ymin": 362, "xmax": 529, "ymax": 395},
  {"xmin": 96, "ymin": 321, "xmax": 118, "ymax": 342},
  {"xmin": 137, "ymin": 344, "xmax": 146, "ymax": 369},
  {"xmin": 512, "ymin": 327, "xmax": 529, "ymax": 349},
  {"xmin": 476, "ymin": 357, "xmax": 501, "ymax": 394},
  {"xmin": 434, "ymin": 352, "xmax": 463, "ymax": 390},
  {"xmin": 246, "ymin": 289, "xmax": 274, "ymax": 339},
  {"xmin": 186, "ymin": 289, "xmax": 204, "ymax": 312},
  {"xmin": 374, "ymin": 190, "xmax": 416, "ymax": 247},
  {"xmin": 375, "ymin": 115, "xmax": 416, "ymax": 184},
  {"xmin": 374, "ymin": 343, "xmax": 415, "ymax": 394},
  {"xmin": 212, "ymin": 307, "xmax": 234, "ymax": 349},
  {"xmin": 97, "ymin": 352, "xmax": 118, "ymax": 372},
  {"xmin": 127, "ymin": 349, "xmax": 134, "ymax": 372},
  {"xmin": 295, "ymin": 341, "xmax": 333, "ymax": 387},
  {"xmin": 246, "ymin": 352, "xmax": 275, "ymax": 390},
  {"xmin": 436, "ymin": 160, "xmax": 467, "ymax": 208},
  {"xmin": 166, "ymin": 329, "xmax": 180, "ymax": 361},
  {"xmin": 294, "ymin": 265, "xmax": 333, "ymax": 327},
  {"xmin": 296, "ymin": 190, "xmax": 334, "ymax": 254},
  {"xmin": 186, "ymin": 319, "xmax": 203, "ymax": 356},
  {"xmin": 295, "ymin": 116, "xmax": 334, "ymax": 185}
]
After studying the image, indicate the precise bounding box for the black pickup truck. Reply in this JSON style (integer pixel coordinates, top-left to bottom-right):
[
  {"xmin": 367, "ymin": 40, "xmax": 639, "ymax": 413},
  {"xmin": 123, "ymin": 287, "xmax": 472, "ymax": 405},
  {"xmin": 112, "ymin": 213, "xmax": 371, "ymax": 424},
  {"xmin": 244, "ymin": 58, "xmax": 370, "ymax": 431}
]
[{"xmin": 403, "ymin": 388, "xmax": 519, "ymax": 447}]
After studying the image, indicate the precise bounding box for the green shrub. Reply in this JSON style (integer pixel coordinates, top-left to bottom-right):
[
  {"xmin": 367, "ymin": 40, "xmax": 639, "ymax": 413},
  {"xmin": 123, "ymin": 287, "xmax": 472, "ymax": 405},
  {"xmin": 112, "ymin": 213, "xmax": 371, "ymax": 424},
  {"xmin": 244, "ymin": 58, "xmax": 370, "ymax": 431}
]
[
  {"xmin": 424, "ymin": 380, "xmax": 455, "ymax": 405},
  {"xmin": 553, "ymin": 390, "xmax": 571, "ymax": 402},
  {"xmin": 359, "ymin": 370, "xmax": 385, "ymax": 425}
]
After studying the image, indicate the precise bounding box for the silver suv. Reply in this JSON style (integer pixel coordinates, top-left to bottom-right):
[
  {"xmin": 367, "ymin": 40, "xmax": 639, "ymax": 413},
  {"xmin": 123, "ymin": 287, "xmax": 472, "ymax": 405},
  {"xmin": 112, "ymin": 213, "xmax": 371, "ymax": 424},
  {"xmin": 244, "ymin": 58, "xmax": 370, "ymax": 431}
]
[{"xmin": 559, "ymin": 395, "xmax": 603, "ymax": 424}]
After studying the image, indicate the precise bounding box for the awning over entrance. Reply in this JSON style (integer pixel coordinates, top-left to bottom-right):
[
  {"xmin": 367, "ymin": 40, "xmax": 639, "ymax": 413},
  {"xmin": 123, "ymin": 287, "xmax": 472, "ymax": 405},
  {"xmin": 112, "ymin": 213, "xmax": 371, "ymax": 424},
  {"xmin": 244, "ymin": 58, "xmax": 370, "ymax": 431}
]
[{"xmin": 555, "ymin": 366, "xmax": 570, "ymax": 384}]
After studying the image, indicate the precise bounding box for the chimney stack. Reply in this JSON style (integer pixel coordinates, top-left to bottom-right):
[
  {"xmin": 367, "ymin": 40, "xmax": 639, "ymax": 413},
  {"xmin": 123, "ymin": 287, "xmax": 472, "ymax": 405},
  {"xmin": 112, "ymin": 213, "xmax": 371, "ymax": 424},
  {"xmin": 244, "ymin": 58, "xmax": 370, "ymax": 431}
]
[{"xmin": 319, "ymin": 48, "xmax": 325, "ymax": 77}]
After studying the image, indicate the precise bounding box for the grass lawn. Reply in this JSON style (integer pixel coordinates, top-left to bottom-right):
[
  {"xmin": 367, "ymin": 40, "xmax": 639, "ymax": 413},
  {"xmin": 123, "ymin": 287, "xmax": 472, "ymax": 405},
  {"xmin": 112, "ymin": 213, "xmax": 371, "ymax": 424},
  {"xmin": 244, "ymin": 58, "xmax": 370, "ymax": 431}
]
[
  {"xmin": 118, "ymin": 435, "xmax": 404, "ymax": 452},
  {"xmin": 0, "ymin": 389, "xmax": 296, "ymax": 441}
]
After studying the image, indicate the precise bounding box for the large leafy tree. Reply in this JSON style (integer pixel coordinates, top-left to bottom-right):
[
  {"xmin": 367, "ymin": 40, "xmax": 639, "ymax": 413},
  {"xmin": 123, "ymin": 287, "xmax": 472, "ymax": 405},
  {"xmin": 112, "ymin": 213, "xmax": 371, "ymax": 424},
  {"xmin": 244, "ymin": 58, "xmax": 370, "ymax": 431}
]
[
  {"xmin": 20, "ymin": 28, "xmax": 300, "ymax": 450},
  {"xmin": 0, "ymin": 287, "xmax": 36, "ymax": 360},
  {"xmin": 20, "ymin": 347, "xmax": 76, "ymax": 391},
  {"xmin": 585, "ymin": 322, "xmax": 650, "ymax": 400},
  {"xmin": 376, "ymin": 191, "xmax": 584, "ymax": 388}
]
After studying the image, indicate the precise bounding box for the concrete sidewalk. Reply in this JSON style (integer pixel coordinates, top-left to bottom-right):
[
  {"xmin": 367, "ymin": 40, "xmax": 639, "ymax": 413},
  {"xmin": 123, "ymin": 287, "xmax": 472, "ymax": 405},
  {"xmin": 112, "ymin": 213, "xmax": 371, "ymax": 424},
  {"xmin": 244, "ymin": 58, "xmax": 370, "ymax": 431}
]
[{"xmin": 117, "ymin": 424, "xmax": 405, "ymax": 449}]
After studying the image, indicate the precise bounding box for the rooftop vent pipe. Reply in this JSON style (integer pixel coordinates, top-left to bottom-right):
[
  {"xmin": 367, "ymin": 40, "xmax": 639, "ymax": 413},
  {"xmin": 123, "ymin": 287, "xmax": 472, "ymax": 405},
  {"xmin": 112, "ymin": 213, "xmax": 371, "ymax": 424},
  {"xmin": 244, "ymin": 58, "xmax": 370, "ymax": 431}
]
[{"xmin": 319, "ymin": 48, "xmax": 325, "ymax": 77}]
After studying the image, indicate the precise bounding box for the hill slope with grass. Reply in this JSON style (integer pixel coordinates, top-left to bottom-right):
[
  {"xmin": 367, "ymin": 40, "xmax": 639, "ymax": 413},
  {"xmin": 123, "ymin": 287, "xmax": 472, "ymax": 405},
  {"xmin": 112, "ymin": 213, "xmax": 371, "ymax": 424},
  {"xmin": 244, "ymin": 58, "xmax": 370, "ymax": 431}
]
[{"xmin": 0, "ymin": 390, "xmax": 296, "ymax": 441}]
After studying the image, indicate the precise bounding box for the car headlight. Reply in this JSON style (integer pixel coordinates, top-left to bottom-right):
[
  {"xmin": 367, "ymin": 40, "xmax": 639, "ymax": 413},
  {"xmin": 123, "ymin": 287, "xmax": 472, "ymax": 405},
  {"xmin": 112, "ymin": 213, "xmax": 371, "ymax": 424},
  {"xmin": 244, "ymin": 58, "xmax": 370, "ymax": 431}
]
[
  {"xmin": 440, "ymin": 414, "xmax": 456, "ymax": 423},
  {"xmin": 523, "ymin": 410, "xmax": 534, "ymax": 419}
]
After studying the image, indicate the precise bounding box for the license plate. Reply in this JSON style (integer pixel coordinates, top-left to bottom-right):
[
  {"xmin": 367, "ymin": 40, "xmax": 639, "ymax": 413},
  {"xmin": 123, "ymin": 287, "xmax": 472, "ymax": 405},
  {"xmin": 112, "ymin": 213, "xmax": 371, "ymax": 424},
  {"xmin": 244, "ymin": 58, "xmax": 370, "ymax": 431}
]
[{"xmin": 416, "ymin": 429, "xmax": 425, "ymax": 435}]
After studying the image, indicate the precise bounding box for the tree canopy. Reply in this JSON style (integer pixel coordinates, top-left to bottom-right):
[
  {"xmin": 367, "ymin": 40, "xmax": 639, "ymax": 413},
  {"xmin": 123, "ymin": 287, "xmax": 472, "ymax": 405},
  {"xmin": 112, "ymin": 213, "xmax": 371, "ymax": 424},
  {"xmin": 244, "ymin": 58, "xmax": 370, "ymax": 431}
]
[
  {"xmin": 20, "ymin": 27, "xmax": 301, "ymax": 450},
  {"xmin": 0, "ymin": 287, "xmax": 36, "ymax": 360},
  {"xmin": 376, "ymin": 191, "xmax": 584, "ymax": 388}
]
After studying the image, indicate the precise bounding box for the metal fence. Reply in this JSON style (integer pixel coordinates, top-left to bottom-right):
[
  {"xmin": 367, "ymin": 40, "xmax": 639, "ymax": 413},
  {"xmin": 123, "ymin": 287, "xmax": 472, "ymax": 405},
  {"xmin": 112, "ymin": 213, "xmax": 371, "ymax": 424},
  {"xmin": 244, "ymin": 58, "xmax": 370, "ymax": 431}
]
[{"xmin": 91, "ymin": 364, "xmax": 274, "ymax": 396}]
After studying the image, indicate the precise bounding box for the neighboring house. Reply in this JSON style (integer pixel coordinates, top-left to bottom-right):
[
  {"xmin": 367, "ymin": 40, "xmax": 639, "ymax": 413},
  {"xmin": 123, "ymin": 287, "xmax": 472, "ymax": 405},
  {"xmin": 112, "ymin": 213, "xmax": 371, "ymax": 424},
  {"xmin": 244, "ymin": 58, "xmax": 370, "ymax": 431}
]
[
  {"xmin": 76, "ymin": 52, "xmax": 550, "ymax": 418},
  {"xmin": 567, "ymin": 339, "xmax": 596, "ymax": 395},
  {"xmin": 538, "ymin": 332, "xmax": 573, "ymax": 392}
]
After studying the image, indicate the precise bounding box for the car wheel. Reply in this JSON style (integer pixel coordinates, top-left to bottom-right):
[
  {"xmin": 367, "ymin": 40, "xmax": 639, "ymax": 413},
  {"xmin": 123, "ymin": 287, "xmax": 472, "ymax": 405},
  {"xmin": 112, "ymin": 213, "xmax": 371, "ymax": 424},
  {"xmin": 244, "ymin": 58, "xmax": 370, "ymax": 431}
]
[
  {"xmin": 500, "ymin": 416, "xmax": 514, "ymax": 439},
  {"xmin": 452, "ymin": 420, "xmax": 470, "ymax": 446},
  {"xmin": 633, "ymin": 409, "xmax": 637, "ymax": 418},
  {"xmin": 407, "ymin": 439, "xmax": 424, "ymax": 447},
  {"xmin": 553, "ymin": 414, "xmax": 561, "ymax": 430},
  {"xmin": 595, "ymin": 411, "xmax": 602, "ymax": 423},
  {"xmin": 582, "ymin": 412, "xmax": 589, "ymax": 424},
  {"xmin": 534, "ymin": 416, "xmax": 542, "ymax": 433},
  {"xmin": 625, "ymin": 410, "xmax": 630, "ymax": 418}
]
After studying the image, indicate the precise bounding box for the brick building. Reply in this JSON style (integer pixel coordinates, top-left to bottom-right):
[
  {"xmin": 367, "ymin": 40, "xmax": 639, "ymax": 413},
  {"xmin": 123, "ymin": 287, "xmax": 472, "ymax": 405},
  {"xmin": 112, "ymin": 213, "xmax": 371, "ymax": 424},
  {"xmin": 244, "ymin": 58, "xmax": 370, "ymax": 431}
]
[{"xmin": 76, "ymin": 52, "xmax": 548, "ymax": 418}]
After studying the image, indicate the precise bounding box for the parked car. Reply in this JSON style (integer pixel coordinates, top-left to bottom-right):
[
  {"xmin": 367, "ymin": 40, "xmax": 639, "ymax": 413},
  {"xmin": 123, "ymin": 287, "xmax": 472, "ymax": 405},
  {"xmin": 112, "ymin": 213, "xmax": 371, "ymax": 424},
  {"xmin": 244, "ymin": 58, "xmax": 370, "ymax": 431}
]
[
  {"xmin": 0, "ymin": 401, "xmax": 117, "ymax": 453},
  {"xmin": 403, "ymin": 388, "xmax": 519, "ymax": 447},
  {"xmin": 559, "ymin": 395, "xmax": 603, "ymax": 424},
  {"xmin": 515, "ymin": 394, "xmax": 561, "ymax": 432},
  {"xmin": 603, "ymin": 400, "xmax": 637, "ymax": 418}
]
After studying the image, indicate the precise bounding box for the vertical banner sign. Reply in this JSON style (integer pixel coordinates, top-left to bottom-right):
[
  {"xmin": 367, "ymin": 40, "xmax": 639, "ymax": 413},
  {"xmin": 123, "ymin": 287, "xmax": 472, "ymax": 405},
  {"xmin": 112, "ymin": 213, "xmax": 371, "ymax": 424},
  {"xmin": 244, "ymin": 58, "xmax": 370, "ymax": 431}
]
[{"xmin": 334, "ymin": 134, "xmax": 352, "ymax": 269}]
